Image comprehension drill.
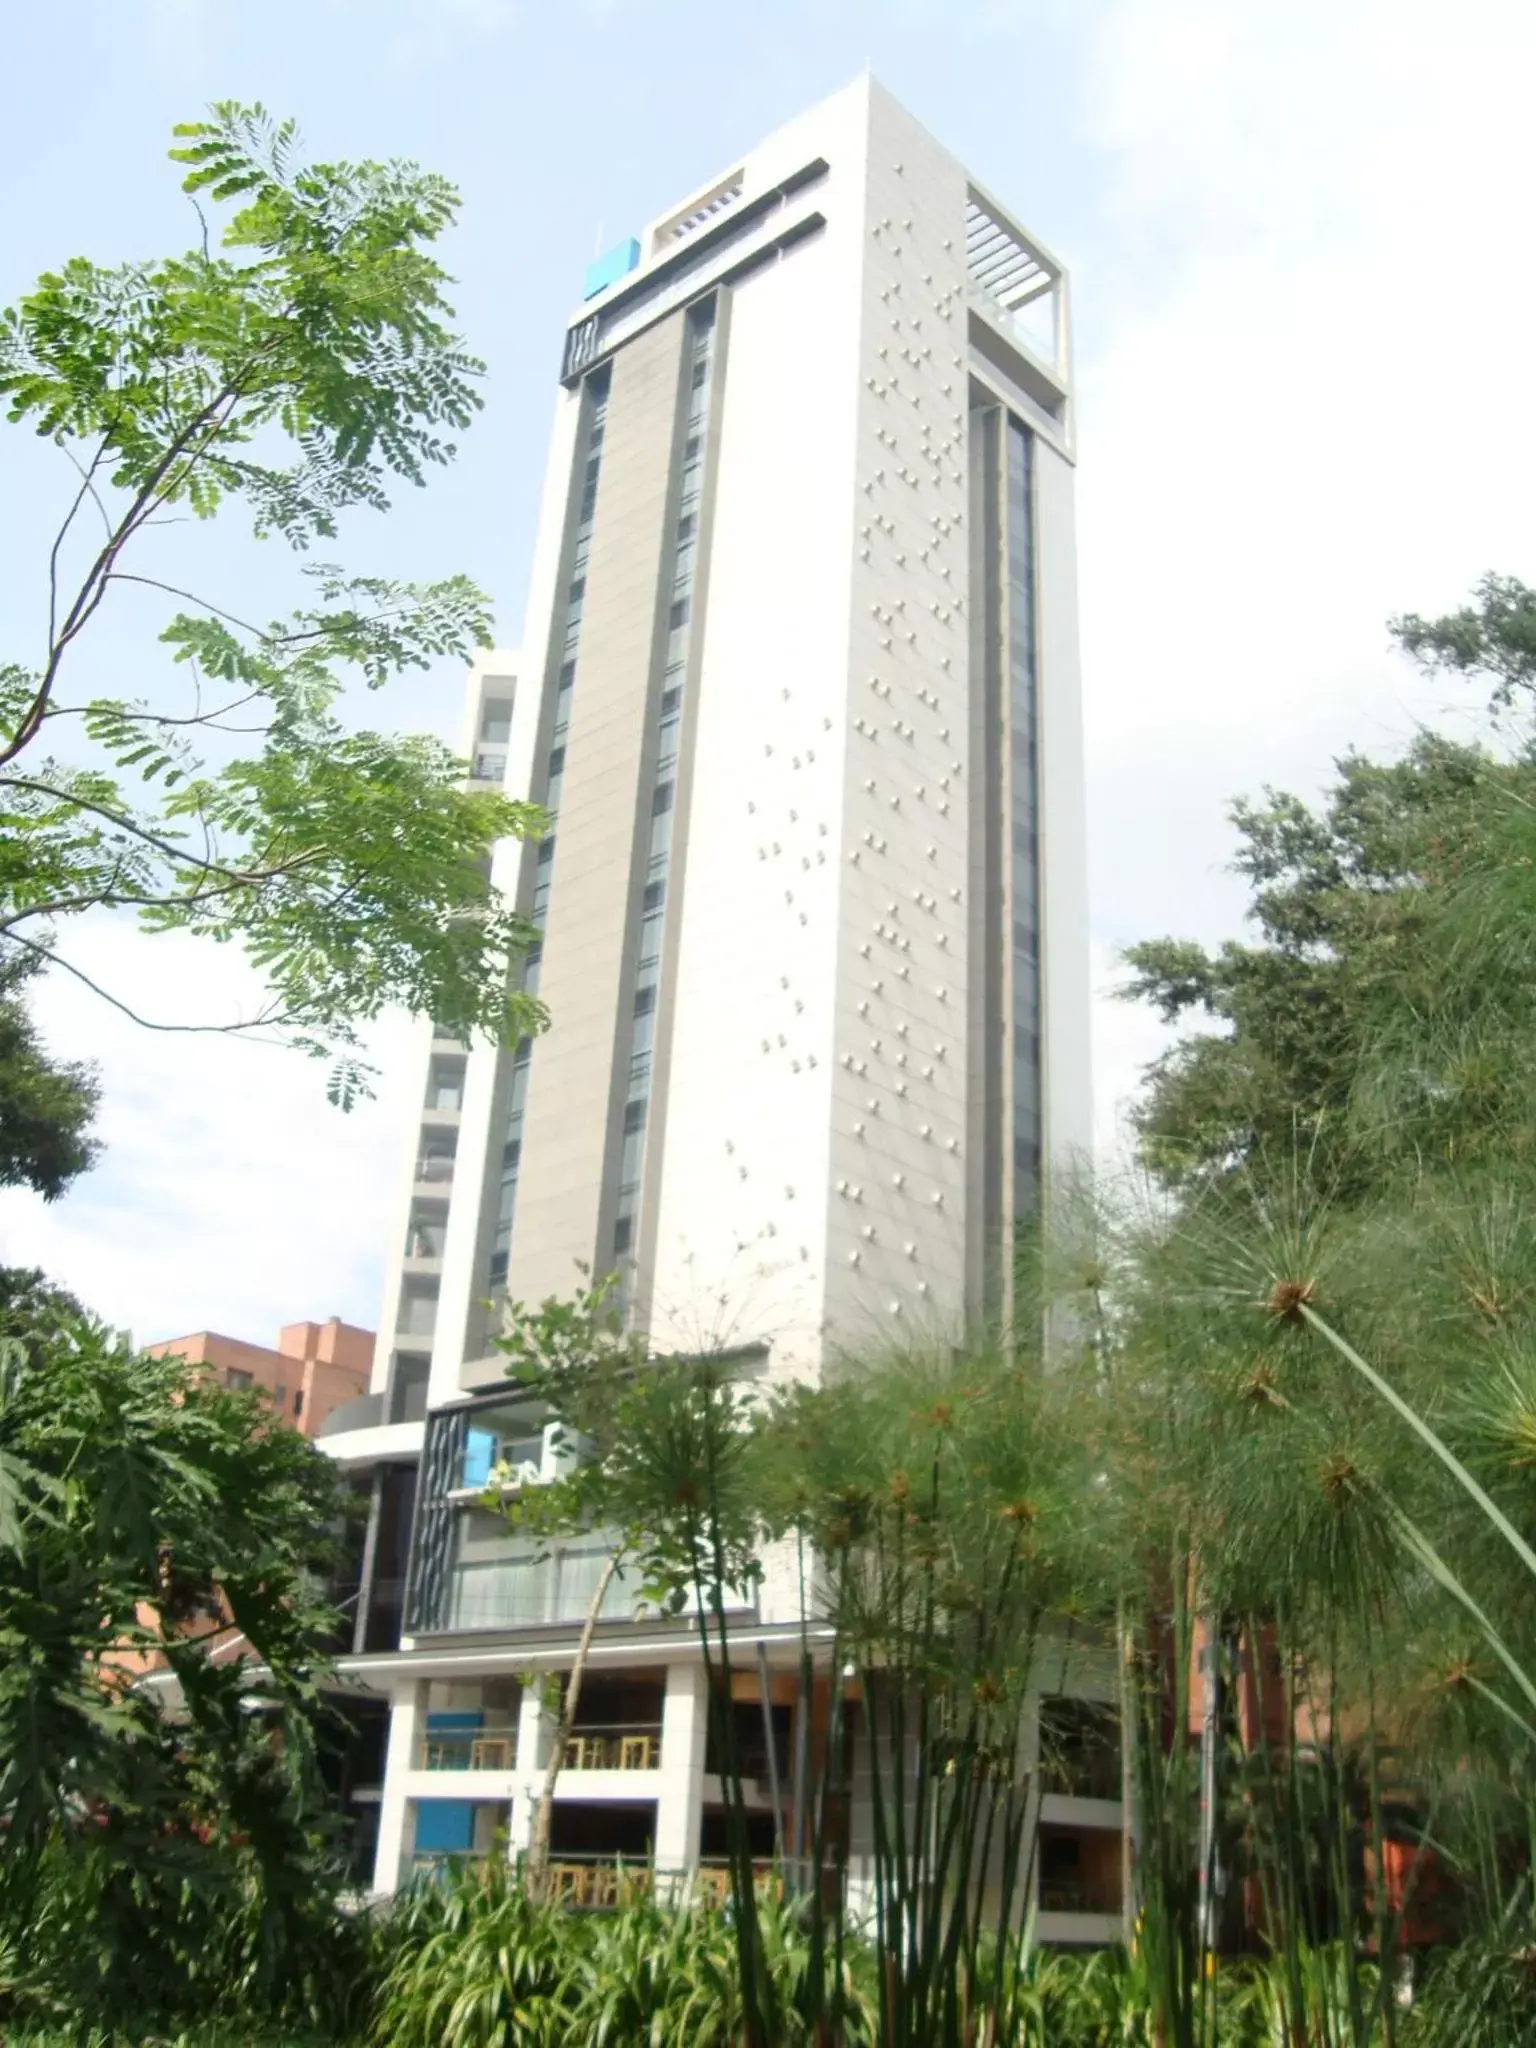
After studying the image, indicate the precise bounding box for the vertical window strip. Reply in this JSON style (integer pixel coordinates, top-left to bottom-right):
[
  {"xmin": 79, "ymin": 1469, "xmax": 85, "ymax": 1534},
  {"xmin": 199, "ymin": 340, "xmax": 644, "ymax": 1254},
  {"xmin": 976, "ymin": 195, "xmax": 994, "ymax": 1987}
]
[
  {"xmin": 486, "ymin": 374, "xmax": 611, "ymax": 1292},
  {"xmin": 610, "ymin": 303, "xmax": 717, "ymax": 1282},
  {"xmin": 1007, "ymin": 419, "xmax": 1042, "ymax": 1214}
]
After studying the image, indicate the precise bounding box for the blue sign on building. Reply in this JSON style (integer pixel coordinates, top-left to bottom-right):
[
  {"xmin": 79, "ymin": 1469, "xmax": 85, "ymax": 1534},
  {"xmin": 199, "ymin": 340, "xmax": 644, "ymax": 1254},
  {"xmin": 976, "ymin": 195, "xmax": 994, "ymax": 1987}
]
[{"xmin": 583, "ymin": 237, "xmax": 641, "ymax": 301}]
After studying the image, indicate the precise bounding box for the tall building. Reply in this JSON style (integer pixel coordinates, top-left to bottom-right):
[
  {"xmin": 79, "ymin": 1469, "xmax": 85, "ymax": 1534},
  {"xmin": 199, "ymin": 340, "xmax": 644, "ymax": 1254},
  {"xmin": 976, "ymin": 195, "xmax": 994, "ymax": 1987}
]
[{"xmin": 320, "ymin": 76, "xmax": 1114, "ymax": 1937}]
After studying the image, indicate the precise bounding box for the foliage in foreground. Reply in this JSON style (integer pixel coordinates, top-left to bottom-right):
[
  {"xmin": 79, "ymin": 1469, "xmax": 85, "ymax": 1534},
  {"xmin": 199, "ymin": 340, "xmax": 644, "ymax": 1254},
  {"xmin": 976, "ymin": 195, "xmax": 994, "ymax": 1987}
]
[
  {"xmin": 0, "ymin": 1269, "xmax": 362, "ymax": 2039},
  {"xmin": 0, "ymin": 101, "xmax": 547, "ymax": 1101}
]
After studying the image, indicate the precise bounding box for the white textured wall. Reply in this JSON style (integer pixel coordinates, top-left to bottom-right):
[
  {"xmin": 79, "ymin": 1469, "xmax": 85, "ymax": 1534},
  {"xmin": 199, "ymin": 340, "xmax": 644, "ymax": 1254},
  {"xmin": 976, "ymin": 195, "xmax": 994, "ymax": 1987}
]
[
  {"xmin": 646, "ymin": 98, "xmax": 868, "ymax": 1377},
  {"xmin": 823, "ymin": 85, "xmax": 975, "ymax": 1358}
]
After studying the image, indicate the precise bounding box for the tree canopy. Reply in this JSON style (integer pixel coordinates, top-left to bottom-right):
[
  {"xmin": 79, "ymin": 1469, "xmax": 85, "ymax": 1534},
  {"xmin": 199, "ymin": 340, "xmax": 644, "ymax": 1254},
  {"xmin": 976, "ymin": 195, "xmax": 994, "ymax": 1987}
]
[
  {"xmin": 0, "ymin": 954, "xmax": 98, "ymax": 1198},
  {"xmin": 0, "ymin": 104, "xmax": 546, "ymax": 1104},
  {"xmin": 1122, "ymin": 575, "xmax": 1536, "ymax": 1196}
]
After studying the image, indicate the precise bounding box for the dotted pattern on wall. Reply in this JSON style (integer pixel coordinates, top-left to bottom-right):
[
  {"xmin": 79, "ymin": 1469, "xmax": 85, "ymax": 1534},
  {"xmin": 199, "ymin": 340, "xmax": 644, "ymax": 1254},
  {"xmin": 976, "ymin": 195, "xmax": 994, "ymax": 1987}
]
[
  {"xmin": 824, "ymin": 104, "xmax": 976, "ymax": 1343},
  {"xmin": 645, "ymin": 93, "xmax": 984, "ymax": 1378}
]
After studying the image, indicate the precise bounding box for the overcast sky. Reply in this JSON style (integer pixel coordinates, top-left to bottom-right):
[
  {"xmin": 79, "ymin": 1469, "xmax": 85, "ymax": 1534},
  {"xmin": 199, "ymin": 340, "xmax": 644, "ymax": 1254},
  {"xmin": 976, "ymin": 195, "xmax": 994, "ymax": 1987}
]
[{"xmin": 1, "ymin": 0, "xmax": 1531, "ymax": 1346}]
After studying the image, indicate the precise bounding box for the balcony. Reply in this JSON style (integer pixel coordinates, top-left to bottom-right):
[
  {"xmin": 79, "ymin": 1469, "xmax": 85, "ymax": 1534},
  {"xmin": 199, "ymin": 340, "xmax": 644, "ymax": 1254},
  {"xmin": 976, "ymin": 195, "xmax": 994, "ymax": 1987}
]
[
  {"xmin": 317, "ymin": 1390, "xmax": 385, "ymax": 1439},
  {"xmin": 1038, "ymin": 1823, "xmax": 1124, "ymax": 1918},
  {"xmin": 414, "ymin": 1154, "xmax": 455, "ymax": 1190},
  {"xmin": 1038, "ymin": 1699, "xmax": 1121, "ymax": 1804}
]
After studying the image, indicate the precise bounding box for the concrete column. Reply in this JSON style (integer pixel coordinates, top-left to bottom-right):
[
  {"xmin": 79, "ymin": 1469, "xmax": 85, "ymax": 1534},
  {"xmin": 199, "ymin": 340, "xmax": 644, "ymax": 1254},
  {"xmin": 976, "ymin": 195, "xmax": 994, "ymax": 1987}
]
[
  {"xmin": 654, "ymin": 1660, "xmax": 708, "ymax": 1889},
  {"xmin": 505, "ymin": 1679, "xmax": 550, "ymax": 1865},
  {"xmin": 371, "ymin": 1680, "xmax": 425, "ymax": 1896}
]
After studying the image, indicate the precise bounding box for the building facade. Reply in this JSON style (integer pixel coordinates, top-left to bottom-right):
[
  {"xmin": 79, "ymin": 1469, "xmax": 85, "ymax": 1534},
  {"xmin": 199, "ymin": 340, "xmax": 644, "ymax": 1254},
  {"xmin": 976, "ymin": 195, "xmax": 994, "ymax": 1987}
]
[
  {"xmin": 319, "ymin": 76, "xmax": 1115, "ymax": 1938},
  {"xmin": 148, "ymin": 1315, "xmax": 372, "ymax": 1438}
]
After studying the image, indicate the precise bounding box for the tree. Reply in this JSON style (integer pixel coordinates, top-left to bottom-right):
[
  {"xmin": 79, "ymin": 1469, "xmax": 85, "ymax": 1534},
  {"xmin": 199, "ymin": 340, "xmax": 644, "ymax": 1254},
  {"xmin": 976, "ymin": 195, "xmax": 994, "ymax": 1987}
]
[
  {"xmin": 489, "ymin": 1276, "xmax": 767, "ymax": 2020},
  {"xmin": 0, "ymin": 954, "xmax": 98, "ymax": 1197},
  {"xmin": 1122, "ymin": 575, "xmax": 1536, "ymax": 1195},
  {"xmin": 0, "ymin": 1268, "xmax": 359, "ymax": 2032},
  {"xmin": 1106, "ymin": 573, "xmax": 1536, "ymax": 2044},
  {"xmin": 0, "ymin": 104, "xmax": 546, "ymax": 1102}
]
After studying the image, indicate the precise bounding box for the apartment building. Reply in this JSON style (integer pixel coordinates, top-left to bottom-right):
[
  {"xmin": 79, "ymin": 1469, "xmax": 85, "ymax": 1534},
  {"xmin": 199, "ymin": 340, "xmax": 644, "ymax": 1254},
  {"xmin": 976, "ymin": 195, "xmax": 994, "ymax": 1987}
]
[
  {"xmin": 318, "ymin": 75, "xmax": 1116, "ymax": 1938},
  {"xmin": 148, "ymin": 1315, "xmax": 372, "ymax": 1438}
]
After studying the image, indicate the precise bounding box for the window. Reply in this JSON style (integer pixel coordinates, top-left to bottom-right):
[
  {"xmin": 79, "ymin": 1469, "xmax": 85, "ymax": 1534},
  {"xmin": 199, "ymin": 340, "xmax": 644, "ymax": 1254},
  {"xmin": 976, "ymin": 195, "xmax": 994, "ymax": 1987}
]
[
  {"xmin": 618, "ymin": 1128, "xmax": 643, "ymax": 1190},
  {"xmin": 294, "ymin": 1390, "xmax": 304, "ymax": 1418},
  {"xmin": 623, "ymin": 1095, "xmax": 648, "ymax": 1132},
  {"xmin": 400, "ymin": 1283, "xmax": 439, "ymax": 1337},
  {"xmin": 668, "ymin": 595, "xmax": 691, "ymax": 631},
  {"xmin": 409, "ymin": 1215, "xmax": 447, "ymax": 1259},
  {"xmin": 428, "ymin": 1061, "xmax": 463, "ymax": 1113},
  {"xmin": 226, "ymin": 1368, "xmax": 253, "ymax": 1390}
]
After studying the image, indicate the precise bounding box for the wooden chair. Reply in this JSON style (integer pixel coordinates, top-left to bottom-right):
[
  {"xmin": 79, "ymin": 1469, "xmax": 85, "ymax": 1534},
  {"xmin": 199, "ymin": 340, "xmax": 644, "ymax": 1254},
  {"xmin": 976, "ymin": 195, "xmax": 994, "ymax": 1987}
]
[
  {"xmin": 562, "ymin": 1735, "xmax": 589, "ymax": 1770},
  {"xmin": 469, "ymin": 1735, "xmax": 513, "ymax": 1771},
  {"xmin": 620, "ymin": 1733, "xmax": 658, "ymax": 1771},
  {"xmin": 550, "ymin": 1861, "xmax": 593, "ymax": 1906}
]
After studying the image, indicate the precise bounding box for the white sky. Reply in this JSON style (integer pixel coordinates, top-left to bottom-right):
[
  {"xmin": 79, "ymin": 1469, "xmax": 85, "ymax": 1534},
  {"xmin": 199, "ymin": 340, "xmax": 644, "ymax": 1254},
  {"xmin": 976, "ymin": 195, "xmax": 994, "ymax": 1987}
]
[{"xmin": 1, "ymin": 0, "xmax": 1533, "ymax": 1344}]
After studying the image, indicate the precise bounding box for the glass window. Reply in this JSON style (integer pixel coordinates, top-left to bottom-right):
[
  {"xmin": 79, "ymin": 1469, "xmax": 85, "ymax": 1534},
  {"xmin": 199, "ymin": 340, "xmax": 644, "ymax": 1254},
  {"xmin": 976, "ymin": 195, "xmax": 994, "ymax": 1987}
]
[
  {"xmin": 618, "ymin": 1128, "xmax": 643, "ymax": 1190},
  {"xmin": 544, "ymin": 746, "xmax": 565, "ymax": 814}
]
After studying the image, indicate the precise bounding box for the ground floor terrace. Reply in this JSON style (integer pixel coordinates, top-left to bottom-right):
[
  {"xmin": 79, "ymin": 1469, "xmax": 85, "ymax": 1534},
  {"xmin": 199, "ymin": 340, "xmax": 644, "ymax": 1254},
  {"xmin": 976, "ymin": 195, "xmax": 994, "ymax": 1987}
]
[{"xmin": 337, "ymin": 1633, "xmax": 1129, "ymax": 1948}]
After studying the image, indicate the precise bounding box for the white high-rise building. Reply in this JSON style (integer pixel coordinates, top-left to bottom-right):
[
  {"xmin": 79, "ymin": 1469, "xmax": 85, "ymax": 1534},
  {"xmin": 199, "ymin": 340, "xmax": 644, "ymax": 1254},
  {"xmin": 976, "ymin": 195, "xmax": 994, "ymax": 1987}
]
[{"xmin": 321, "ymin": 76, "xmax": 1114, "ymax": 1938}]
